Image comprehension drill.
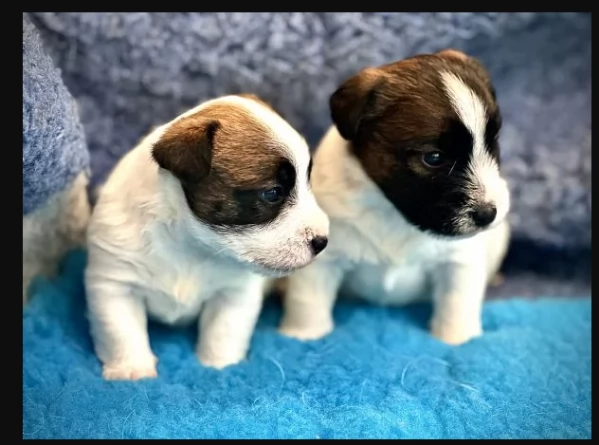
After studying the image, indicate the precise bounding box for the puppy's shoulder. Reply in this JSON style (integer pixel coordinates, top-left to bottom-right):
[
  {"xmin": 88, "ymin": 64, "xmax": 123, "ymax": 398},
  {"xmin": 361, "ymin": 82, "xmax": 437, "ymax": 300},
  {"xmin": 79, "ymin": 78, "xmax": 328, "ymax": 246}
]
[
  {"xmin": 87, "ymin": 130, "xmax": 167, "ymax": 250},
  {"xmin": 312, "ymin": 127, "xmax": 368, "ymax": 210}
]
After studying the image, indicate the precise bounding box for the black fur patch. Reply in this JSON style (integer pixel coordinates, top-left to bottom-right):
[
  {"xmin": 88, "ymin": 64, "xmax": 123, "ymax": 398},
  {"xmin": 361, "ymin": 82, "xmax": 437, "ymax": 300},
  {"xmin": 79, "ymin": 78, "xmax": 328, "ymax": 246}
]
[
  {"xmin": 152, "ymin": 102, "xmax": 298, "ymax": 230},
  {"xmin": 330, "ymin": 51, "xmax": 501, "ymax": 237}
]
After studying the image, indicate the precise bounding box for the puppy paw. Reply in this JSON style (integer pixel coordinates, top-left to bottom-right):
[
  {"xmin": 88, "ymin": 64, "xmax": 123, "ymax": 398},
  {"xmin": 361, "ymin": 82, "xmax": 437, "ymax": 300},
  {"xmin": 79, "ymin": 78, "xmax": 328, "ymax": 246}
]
[
  {"xmin": 278, "ymin": 319, "xmax": 333, "ymax": 341},
  {"xmin": 197, "ymin": 350, "xmax": 245, "ymax": 370},
  {"xmin": 430, "ymin": 319, "xmax": 482, "ymax": 346},
  {"xmin": 102, "ymin": 356, "xmax": 158, "ymax": 381}
]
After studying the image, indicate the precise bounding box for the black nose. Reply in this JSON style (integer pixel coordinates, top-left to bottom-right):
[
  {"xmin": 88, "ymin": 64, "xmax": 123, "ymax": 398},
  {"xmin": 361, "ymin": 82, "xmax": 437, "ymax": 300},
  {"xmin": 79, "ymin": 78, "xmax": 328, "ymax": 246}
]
[
  {"xmin": 471, "ymin": 204, "xmax": 497, "ymax": 227},
  {"xmin": 310, "ymin": 236, "xmax": 328, "ymax": 255}
]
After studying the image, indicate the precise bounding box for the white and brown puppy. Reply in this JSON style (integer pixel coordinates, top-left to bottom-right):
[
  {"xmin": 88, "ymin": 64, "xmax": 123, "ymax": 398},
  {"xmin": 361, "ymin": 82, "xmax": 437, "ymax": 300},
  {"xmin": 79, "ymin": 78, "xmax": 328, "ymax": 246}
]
[
  {"xmin": 85, "ymin": 94, "xmax": 329, "ymax": 380},
  {"xmin": 279, "ymin": 50, "xmax": 510, "ymax": 345}
]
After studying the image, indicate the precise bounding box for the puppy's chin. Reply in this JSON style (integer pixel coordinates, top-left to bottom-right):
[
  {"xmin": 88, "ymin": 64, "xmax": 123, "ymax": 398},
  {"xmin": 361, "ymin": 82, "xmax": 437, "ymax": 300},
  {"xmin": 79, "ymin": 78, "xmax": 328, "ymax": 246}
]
[
  {"xmin": 239, "ymin": 257, "xmax": 315, "ymax": 278},
  {"xmin": 420, "ymin": 213, "xmax": 507, "ymax": 241},
  {"xmin": 205, "ymin": 240, "xmax": 316, "ymax": 277},
  {"xmin": 187, "ymin": 223, "xmax": 324, "ymax": 277},
  {"xmin": 425, "ymin": 227, "xmax": 482, "ymax": 241}
]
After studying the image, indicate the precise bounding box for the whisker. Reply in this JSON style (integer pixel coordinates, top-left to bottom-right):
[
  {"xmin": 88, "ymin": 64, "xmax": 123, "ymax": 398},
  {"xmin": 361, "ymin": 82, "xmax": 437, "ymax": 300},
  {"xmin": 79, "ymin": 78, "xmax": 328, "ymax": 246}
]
[{"xmin": 448, "ymin": 161, "xmax": 457, "ymax": 176}]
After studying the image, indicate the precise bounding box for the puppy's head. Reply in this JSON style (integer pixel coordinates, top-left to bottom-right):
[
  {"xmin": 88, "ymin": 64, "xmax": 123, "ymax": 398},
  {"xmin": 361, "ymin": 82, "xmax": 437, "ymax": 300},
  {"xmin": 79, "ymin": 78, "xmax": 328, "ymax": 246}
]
[
  {"xmin": 152, "ymin": 94, "xmax": 329, "ymax": 276},
  {"xmin": 330, "ymin": 49, "xmax": 510, "ymax": 238}
]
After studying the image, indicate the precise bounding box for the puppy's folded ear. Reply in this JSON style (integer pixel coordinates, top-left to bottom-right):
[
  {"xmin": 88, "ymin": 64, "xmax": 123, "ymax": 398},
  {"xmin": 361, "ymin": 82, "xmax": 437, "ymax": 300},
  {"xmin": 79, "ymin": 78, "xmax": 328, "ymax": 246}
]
[
  {"xmin": 329, "ymin": 67, "xmax": 386, "ymax": 141},
  {"xmin": 152, "ymin": 118, "xmax": 220, "ymax": 184}
]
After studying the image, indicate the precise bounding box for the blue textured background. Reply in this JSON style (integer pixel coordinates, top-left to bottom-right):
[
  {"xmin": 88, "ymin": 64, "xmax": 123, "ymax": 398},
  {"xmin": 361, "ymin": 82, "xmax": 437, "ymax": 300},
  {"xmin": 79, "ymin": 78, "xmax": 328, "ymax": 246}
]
[
  {"xmin": 22, "ymin": 13, "xmax": 89, "ymax": 215},
  {"xmin": 23, "ymin": 251, "xmax": 591, "ymax": 439}
]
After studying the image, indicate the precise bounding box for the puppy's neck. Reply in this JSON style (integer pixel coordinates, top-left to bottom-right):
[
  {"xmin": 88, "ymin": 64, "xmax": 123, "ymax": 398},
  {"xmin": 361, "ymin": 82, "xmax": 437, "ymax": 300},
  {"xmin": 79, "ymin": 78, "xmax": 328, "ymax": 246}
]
[
  {"xmin": 149, "ymin": 170, "xmax": 229, "ymax": 260},
  {"xmin": 314, "ymin": 127, "xmax": 465, "ymax": 267},
  {"xmin": 316, "ymin": 128, "xmax": 420, "ymax": 235},
  {"xmin": 338, "ymin": 151, "xmax": 495, "ymax": 244}
]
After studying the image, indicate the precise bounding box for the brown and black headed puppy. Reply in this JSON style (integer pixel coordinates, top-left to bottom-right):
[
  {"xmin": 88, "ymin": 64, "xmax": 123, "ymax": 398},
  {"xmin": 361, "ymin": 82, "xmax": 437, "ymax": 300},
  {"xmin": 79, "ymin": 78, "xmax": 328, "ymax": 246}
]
[{"xmin": 280, "ymin": 50, "xmax": 511, "ymax": 346}]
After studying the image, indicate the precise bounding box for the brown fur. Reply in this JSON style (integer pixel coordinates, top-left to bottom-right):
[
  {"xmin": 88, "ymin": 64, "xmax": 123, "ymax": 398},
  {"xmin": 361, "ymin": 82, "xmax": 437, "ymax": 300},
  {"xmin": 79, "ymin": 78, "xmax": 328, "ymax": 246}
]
[
  {"xmin": 330, "ymin": 50, "xmax": 498, "ymax": 184},
  {"xmin": 152, "ymin": 100, "xmax": 293, "ymax": 228},
  {"xmin": 328, "ymin": 49, "xmax": 503, "ymax": 236}
]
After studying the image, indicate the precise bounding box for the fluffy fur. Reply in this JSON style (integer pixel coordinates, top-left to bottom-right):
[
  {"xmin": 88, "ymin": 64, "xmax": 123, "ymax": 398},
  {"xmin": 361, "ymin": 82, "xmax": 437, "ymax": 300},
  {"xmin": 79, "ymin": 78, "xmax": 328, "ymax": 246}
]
[
  {"xmin": 85, "ymin": 95, "xmax": 328, "ymax": 380},
  {"xmin": 23, "ymin": 172, "xmax": 91, "ymax": 303},
  {"xmin": 280, "ymin": 51, "xmax": 510, "ymax": 345}
]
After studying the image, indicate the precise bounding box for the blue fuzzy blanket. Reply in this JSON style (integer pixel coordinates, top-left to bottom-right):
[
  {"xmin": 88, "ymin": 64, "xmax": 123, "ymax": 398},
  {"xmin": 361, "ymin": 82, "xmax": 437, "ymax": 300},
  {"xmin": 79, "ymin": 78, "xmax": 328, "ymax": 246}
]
[{"xmin": 23, "ymin": 251, "xmax": 591, "ymax": 439}]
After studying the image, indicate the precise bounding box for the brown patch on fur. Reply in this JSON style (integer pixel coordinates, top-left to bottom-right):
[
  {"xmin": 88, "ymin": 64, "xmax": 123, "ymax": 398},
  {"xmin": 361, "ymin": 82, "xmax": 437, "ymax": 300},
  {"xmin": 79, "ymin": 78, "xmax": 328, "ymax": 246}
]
[
  {"xmin": 330, "ymin": 52, "xmax": 498, "ymax": 184},
  {"xmin": 329, "ymin": 67, "xmax": 384, "ymax": 141},
  {"xmin": 152, "ymin": 99, "xmax": 295, "ymax": 227},
  {"xmin": 152, "ymin": 117, "xmax": 217, "ymax": 184},
  {"xmin": 329, "ymin": 51, "xmax": 502, "ymax": 236}
]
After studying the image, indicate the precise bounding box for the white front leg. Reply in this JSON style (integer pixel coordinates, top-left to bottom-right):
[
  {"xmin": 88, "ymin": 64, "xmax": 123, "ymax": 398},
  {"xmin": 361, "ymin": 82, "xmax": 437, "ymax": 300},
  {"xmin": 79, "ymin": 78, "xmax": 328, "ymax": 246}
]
[
  {"xmin": 429, "ymin": 261, "xmax": 487, "ymax": 345},
  {"xmin": 197, "ymin": 280, "xmax": 264, "ymax": 370},
  {"xmin": 85, "ymin": 279, "xmax": 157, "ymax": 381},
  {"xmin": 279, "ymin": 260, "xmax": 345, "ymax": 341}
]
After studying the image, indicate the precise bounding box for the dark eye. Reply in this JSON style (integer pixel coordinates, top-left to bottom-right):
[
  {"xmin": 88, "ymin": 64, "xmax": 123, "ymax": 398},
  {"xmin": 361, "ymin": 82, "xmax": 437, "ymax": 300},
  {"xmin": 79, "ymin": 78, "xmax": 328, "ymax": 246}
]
[
  {"xmin": 422, "ymin": 151, "xmax": 446, "ymax": 168},
  {"xmin": 259, "ymin": 186, "xmax": 284, "ymax": 204}
]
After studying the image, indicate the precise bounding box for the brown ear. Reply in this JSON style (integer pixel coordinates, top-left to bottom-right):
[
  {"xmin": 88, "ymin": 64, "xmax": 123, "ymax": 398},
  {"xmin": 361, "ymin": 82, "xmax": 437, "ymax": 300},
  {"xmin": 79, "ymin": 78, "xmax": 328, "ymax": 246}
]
[
  {"xmin": 152, "ymin": 118, "xmax": 220, "ymax": 184},
  {"xmin": 329, "ymin": 67, "xmax": 386, "ymax": 141}
]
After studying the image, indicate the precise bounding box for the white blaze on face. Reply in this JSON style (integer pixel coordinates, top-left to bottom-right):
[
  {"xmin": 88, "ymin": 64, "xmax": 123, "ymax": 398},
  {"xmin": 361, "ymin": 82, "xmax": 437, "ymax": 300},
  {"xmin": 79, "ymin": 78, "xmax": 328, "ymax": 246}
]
[
  {"xmin": 214, "ymin": 96, "xmax": 329, "ymax": 272},
  {"xmin": 440, "ymin": 72, "xmax": 510, "ymax": 225}
]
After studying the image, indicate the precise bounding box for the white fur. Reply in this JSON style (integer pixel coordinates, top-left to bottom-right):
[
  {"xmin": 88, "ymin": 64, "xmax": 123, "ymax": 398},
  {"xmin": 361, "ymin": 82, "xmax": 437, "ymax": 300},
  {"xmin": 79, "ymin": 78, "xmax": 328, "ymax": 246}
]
[
  {"xmin": 440, "ymin": 71, "xmax": 511, "ymax": 228},
  {"xmin": 23, "ymin": 171, "xmax": 90, "ymax": 304},
  {"xmin": 85, "ymin": 95, "xmax": 328, "ymax": 380},
  {"xmin": 193, "ymin": 96, "xmax": 329, "ymax": 273},
  {"xmin": 279, "ymin": 126, "xmax": 510, "ymax": 345}
]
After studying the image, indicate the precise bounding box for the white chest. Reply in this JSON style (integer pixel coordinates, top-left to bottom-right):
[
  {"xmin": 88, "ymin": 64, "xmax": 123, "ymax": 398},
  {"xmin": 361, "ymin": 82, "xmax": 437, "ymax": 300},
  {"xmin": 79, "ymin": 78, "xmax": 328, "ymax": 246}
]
[
  {"xmin": 320, "ymin": 180, "xmax": 452, "ymax": 306},
  {"xmin": 335, "ymin": 218, "xmax": 446, "ymax": 306},
  {"xmin": 146, "ymin": 262, "xmax": 203, "ymax": 323},
  {"xmin": 311, "ymin": 128, "xmax": 497, "ymax": 307},
  {"xmin": 132, "ymin": 225, "xmax": 250, "ymax": 326}
]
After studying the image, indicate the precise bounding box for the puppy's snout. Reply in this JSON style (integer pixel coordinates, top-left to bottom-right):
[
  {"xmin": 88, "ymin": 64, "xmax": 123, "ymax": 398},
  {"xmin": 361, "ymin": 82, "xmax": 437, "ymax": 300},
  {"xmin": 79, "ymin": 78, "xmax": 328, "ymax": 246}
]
[
  {"xmin": 309, "ymin": 236, "xmax": 328, "ymax": 256},
  {"xmin": 470, "ymin": 203, "xmax": 497, "ymax": 228}
]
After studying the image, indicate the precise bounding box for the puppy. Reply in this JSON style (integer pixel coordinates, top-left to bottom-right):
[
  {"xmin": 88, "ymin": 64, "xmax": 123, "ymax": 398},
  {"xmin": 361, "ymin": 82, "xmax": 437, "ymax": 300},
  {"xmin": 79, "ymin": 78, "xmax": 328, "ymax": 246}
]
[
  {"xmin": 85, "ymin": 94, "xmax": 329, "ymax": 380},
  {"xmin": 279, "ymin": 50, "xmax": 510, "ymax": 345}
]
